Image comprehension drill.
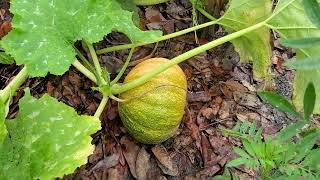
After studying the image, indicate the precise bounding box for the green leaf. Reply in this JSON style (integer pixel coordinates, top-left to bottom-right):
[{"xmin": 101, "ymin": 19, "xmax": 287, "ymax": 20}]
[
  {"xmin": 1, "ymin": 0, "xmax": 161, "ymax": 77},
  {"xmin": 248, "ymin": 121, "xmax": 257, "ymax": 136},
  {"xmin": 217, "ymin": 0, "xmax": 272, "ymax": 78},
  {"xmin": 282, "ymin": 38, "xmax": 320, "ymax": 48},
  {"xmin": 0, "ymin": 52, "xmax": 15, "ymax": 65},
  {"xmin": 292, "ymin": 131, "xmax": 320, "ymax": 163},
  {"xmin": 286, "ymin": 56, "xmax": 320, "ymax": 70},
  {"xmin": 234, "ymin": 147, "xmax": 251, "ymax": 159},
  {"xmin": 0, "ymin": 90, "xmax": 100, "ymax": 179},
  {"xmin": 303, "ymin": 83, "xmax": 316, "ymax": 120},
  {"xmin": 242, "ymin": 139, "xmax": 255, "ymax": 157},
  {"xmin": 276, "ymin": 121, "xmax": 306, "ymax": 142},
  {"xmin": 226, "ymin": 157, "xmax": 248, "ymax": 167},
  {"xmin": 303, "ymin": 149, "xmax": 320, "ymax": 168},
  {"xmin": 116, "ymin": 0, "xmax": 140, "ymax": 27},
  {"xmin": 303, "ymin": 0, "xmax": 320, "ymax": 27},
  {"xmin": 266, "ymin": 0, "xmax": 320, "ymax": 113},
  {"xmin": 258, "ymin": 91, "xmax": 299, "ymax": 116}
]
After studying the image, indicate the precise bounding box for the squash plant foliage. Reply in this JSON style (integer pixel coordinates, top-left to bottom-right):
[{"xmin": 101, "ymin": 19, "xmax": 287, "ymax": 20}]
[{"xmin": 0, "ymin": 0, "xmax": 319, "ymax": 179}]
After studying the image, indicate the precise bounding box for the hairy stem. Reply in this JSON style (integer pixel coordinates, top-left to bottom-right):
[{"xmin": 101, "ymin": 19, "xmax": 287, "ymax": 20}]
[
  {"xmin": 0, "ymin": 66, "xmax": 28, "ymax": 103},
  {"xmin": 94, "ymin": 96, "xmax": 109, "ymax": 118},
  {"xmin": 96, "ymin": 20, "xmax": 219, "ymax": 54},
  {"xmin": 111, "ymin": 48, "xmax": 135, "ymax": 85},
  {"xmin": 72, "ymin": 61, "xmax": 97, "ymax": 83},
  {"xmin": 111, "ymin": 21, "xmax": 266, "ymax": 94},
  {"xmin": 86, "ymin": 41, "xmax": 107, "ymax": 85}
]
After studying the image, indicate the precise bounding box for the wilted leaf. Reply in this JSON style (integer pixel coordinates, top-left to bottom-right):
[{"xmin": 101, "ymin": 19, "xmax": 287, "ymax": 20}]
[
  {"xmin": 217, "ymin": 0, "xmax": 272, "ymax": 78},
  {"xmin": 0, "ymin": 90, "xmax": 100, "ymax": 179}
]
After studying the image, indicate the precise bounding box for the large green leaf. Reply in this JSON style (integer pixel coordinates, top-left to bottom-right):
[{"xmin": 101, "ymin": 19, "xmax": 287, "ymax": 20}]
[
  {"xmin": 0, "ymin": 0, "xmax": 161, "ymax": 77},
  {"xmin": 266, "ymin": 0, "xmax": 320, "ymax": 113},
  {"xmin": 0, "ymin": 90, "xmax": 100, "ymax": 179},
  {"xmin": 217, "ymin": 0, "xmax": 272, "ymax": 78}
]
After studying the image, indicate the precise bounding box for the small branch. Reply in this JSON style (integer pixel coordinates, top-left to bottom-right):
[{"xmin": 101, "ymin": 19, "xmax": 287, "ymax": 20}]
[
  {"xmin": 94, "ymin": 96, "xmax": 109, "ymax": 118},
  {"xmin": 72, "ymin": 61, "xmax": 97, "ymax": 83},
  {"xmin": 96, "ymin": 20, "xmax": 219, "ymax": 54},
  {"xmin": 111, "ymin": 48, "xmax": 135, "ymax": 85},
  {"xmin": 0, "ymin": 66, "xmax": 28, "ymax": 103}
]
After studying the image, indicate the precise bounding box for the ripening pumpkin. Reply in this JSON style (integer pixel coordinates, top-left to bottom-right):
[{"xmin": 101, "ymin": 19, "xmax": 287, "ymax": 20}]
[
  {"xmin": 133, "ymin": 0, "xmax": 170, "ymax": 5},
  {"xmin": 118, "ymin": 58, "xmax": 187, "ymax": 144}
]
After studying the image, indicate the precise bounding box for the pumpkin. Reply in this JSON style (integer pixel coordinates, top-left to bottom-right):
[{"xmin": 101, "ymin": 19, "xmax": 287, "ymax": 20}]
[
  {"xmin": 118, "ymin": 58, "xmax": 187, "ymax": 144},
  {"xmin": 133, "ymin": 0, "xmax": 170, "ymax": 6}
]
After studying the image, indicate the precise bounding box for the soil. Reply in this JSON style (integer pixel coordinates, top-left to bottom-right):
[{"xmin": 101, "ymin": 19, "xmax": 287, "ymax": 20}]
[{"xmin": 0, "ymin": 0, "xmax": 297, "ymax": 179}]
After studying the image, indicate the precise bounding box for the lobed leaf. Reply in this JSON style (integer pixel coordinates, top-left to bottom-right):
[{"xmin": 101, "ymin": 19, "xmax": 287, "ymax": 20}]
[
  {"xmin": 275, "ymin": 121, "xmax": 306, "ymax": 142},
  {"xmin": 0, "ymin": 90, "xmax": 101, "ymax": 179},
  {"xmin": 217, "ymin": 0, "xmax": 272, "ymax": 79},
  {"xmin": 0, "ymin": 0, "xmax": 161, "ymax": 77},
  {"xmin": 266, "ymin": 0, "xmax": 320, "ymax": 113},
  {"xmin": 292, "ymin": 131, "xmax": 320, "ymax": 163}
]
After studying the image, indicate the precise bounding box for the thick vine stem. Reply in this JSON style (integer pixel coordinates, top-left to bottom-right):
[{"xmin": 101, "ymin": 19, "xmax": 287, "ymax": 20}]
[
  {"xmin": 96, "ymin": 20, "xmax": 219, "ymax": 54},
  {"xmin": 110, "ymin": 21, "xmax": 266, "ymax": 94},
  {"xmin": 94, "ymin": 95, "xmax": 109, "ymax": 118},
  {"xmin": 0, "ymin": 66, "xmax": 28, "ymax": 103},
  {"xmin": 111, "ymin": 48, "xmax": 135, "ymax": 85}
]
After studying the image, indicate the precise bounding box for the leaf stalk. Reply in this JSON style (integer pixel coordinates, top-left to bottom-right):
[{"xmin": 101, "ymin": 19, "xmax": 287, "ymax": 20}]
[
  {"xmin": 0, "ymin": 66, "xmax": 28, "ymax": 103},
  {"xmin": 96, "ymin": 20, "xmax": 219, "ymax": 54},
  {"xmin": 110, "ymin": 21, "xmax": 266, "ymax": 94}
]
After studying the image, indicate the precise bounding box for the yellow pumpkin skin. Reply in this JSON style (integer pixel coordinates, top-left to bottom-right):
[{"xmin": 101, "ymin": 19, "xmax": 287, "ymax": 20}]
[
  {"xmin": 133, "ymin": 0, "xmax": 170, "ymax": 5},
  {"xmin": 118, "ymin": 58, "xmax": 187, "ymax": 144}
]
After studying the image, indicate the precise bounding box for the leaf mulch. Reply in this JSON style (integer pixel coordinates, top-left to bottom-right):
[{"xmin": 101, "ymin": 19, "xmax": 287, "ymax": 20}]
[{"xmin": 0, "ymin": 0, "xmax": 297, "ymax": 179}]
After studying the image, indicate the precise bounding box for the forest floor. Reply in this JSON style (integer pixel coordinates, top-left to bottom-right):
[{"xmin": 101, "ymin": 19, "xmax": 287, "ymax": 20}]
[{"xmin": 0, "ymin": 0, "xmax": 300, "ymax": 179}]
